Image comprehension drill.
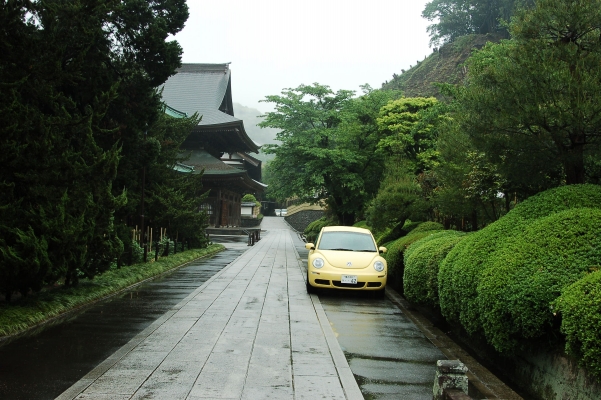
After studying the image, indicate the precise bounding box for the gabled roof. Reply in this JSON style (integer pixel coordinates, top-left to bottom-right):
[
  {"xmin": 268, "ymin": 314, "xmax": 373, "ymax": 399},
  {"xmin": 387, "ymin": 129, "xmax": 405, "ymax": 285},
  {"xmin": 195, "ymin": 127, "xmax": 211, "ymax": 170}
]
[{"xmin": 161, "ymin": 63, "xmax": 260, "ymax": 154}]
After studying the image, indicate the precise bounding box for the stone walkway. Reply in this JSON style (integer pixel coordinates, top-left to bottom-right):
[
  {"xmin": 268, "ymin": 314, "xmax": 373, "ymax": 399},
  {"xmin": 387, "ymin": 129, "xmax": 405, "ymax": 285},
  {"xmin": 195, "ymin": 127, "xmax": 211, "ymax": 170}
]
[{"xmin": 57, "ymin": 219, "xmax": 363, "ymax": 399}]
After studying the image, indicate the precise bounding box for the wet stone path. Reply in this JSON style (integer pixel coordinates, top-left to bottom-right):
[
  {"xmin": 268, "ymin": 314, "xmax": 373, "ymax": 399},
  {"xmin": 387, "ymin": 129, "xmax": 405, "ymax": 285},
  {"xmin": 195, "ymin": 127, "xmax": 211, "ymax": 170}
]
[{"xmin": 0, "ymin": 248, "xmax": 245, "ymax": 400}]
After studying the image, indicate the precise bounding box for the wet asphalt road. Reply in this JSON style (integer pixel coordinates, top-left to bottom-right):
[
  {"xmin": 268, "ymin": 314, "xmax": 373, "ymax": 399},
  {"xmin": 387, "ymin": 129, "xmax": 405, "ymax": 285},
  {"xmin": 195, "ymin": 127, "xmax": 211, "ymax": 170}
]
[
  {"xmin": 320, "ymin": 293, "xmax": 446, "ymax": 400},
  {"xmin": 0, "ymin": 244, "xmax": 246, "ymax": 400}
]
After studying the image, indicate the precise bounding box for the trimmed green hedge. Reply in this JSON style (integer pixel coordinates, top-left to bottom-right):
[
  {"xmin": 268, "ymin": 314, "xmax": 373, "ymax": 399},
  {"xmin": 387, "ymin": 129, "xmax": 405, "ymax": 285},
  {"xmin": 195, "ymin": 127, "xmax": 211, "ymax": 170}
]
[
  {"xmin": 409, "ymin": 221, "xmax": 444, "ymax": 234},
  {"xmin": 438, "ymin": 184, "xmax": 601, "ymax": 335},
  {"xmin": 383, "ymin": 222, "xmax": 444, "ymax": 293},
  {"xmin": 403, "ymin": 231, "xmax": 467, "ymax": 308},
  {"xmin": 476, "ymin": 208, "xmax": 601, "ymax": 352},
  {"xmin": 555, "ymin": 269, "xmax": 601, "ymax": 378}
]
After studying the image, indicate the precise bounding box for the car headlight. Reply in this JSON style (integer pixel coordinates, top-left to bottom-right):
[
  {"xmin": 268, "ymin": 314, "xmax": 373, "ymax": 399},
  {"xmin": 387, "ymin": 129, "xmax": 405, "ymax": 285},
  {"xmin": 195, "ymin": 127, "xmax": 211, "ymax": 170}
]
[
  {"xmin": 374, "ymin": 261, "xmax": 385, "ymax": 272},
  {"xmin": 312, "ymin": 258, "xmax": 325, "ymax": 269}
]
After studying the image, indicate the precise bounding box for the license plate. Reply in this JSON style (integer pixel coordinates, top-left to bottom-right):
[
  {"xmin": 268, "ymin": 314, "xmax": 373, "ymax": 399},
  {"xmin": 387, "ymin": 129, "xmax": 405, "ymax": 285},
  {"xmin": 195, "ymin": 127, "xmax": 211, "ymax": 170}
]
[{"xmin": 341, "ymin": 275, "xmax": 358, "ymax": 284}]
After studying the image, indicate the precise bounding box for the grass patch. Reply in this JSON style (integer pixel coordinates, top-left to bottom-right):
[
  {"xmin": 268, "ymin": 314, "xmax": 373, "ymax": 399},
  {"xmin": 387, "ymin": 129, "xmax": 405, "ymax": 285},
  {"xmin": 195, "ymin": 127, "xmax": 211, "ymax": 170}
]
[{"xmin": 0, "ymin": 244, "xmax": 225, "ymax": 338}]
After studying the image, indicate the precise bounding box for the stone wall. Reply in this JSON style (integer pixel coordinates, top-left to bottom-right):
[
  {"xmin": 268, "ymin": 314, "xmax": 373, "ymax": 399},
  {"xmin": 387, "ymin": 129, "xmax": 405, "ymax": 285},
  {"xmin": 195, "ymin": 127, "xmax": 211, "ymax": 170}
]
[
  {"xmin": 284, "ymin": 210, "xmax": 324, "ymax": 233},
  {"xmin": 513, "ymin": 348, "xmax": 601, "ymax": 399},
  {"xmin": 445, "ymin": 323, "xmax": 601, "ymax": 399}
]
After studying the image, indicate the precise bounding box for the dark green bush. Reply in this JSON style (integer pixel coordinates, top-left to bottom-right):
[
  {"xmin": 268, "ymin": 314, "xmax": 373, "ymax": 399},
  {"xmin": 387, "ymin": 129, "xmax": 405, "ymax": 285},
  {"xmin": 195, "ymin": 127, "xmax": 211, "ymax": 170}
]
[
  {"xmin": 304, "ymin": 217, "xmax": 335, "ymax": 243},
  {"xmin": 476, "ymin": 208, "xmax": 601, "ymax": 352},
  {"xmin": 438, "ymin": 184, "xmax": 601, "ymax": 335},
  {"xmin": 376, "ymin": 220, "xmax": 425, "ymax": 246},
  {"xmin": 384, "ymin": 222, "xmax": 437, "ymax": 276},
  {"xmin": 403, "ymin": 231, "xmax": 467, "ymax": 308},
  {"xmin": 555, "ymin": 269, "xmax": 601, "ymax": 378},
  {"xmin": 409, "ymin": 221, "xmax": 444, "ymax": 234}
]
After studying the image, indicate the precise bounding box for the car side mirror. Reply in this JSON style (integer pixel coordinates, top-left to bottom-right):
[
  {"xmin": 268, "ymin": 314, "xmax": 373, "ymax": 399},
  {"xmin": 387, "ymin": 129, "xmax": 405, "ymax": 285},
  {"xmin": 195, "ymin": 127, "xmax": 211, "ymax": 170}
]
[
  {"xmin": 305, "ymin": 243, "xmax": 315, "ymax": 250},
  {"xmin": 379, "ymin": 246, "xmax": 387, "ymax": 254}
]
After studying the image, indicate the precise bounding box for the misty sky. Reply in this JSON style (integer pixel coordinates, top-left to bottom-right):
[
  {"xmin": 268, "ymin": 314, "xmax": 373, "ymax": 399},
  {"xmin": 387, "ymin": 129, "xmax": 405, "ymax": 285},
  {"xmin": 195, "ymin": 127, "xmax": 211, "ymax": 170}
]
[{"xmin": 171, "ymin": 0, "xmax": 433, "ymax": 113}]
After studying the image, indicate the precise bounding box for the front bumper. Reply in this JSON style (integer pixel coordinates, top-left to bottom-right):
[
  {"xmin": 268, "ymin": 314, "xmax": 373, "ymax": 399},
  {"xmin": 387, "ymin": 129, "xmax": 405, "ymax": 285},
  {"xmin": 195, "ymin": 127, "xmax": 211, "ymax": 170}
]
[{"xmin": 307, "ymin": 269, "xmax": 387, "ymax": 290}]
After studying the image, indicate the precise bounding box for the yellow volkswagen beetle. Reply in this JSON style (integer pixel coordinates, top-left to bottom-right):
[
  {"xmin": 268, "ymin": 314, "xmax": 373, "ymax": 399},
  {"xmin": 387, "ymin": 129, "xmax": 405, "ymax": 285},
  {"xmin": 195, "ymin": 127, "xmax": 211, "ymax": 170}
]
[{"xmin": 305, "ymin": 226, "xmax": 387, "ymax": 297}]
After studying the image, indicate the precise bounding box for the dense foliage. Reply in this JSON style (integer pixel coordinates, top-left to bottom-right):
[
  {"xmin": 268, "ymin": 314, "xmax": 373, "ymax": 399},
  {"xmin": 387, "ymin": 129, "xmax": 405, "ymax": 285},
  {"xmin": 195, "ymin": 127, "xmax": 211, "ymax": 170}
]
[
  {"xmin": 451, "ymin": 0, "xmax": 601, "ymax": 185},
  {"xmin": 382, "ymin": 221, "xmax": 443, "ymax": 294},
  {"xmin": 422, "ymin": 0, "xmax": 525, "ymax": 46},
  {"xmin": 476, "ymin": 208, "xmax": 601, "ymax": 352},
  {"xmin": 403, "ymin": 230, "xmax": 466, "ymax": 308},
  {"xmin": 438, "ymin": 184, "xmax": 601, "ymax": 349},
  {"xmin": 555, "ymin": 270, "xmax": 601, "ymax": 378},
  {"xmin": 0, "ymin": 1, "xmax": 209, "ymax": 300},
  {"xmin": 260, "ymin": 84, "xmax": 401, "ymax": 225}
]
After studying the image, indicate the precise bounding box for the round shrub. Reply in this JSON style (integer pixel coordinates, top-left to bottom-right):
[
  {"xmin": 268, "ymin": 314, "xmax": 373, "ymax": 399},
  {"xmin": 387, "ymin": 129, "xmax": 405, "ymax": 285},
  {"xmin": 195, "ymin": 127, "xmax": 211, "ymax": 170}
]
[
  {"xmin": 438, "ymin": 184, "xmax": 601, "ymax": 335},
  {"xmin": 241, "ymin": 194, "xmax": 257, "ymax": 202},
  {"xmin": 403, "ymin": 231, "xmax": 467, "ymax": 308},
  {"xmin": 555, "ymin": 269, "xmax": 601, "ymax": 378},
  {"xmin": 476, "ymin": 208, "xmax": 601, "ymax": 353},
  {"xmin": 383, "ymin": 223, "xmax": 443, "ymax": 278},
  {"xmin": 409, "ymin": 221, "xmax": 444, "ymax": 234}
]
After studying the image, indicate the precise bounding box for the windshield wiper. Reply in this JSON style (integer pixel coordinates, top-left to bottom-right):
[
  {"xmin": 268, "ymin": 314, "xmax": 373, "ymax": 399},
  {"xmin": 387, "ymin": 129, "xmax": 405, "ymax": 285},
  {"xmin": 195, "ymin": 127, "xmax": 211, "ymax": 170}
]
[{"xmin": 328, "ymin": 248, "xmax": 353, "ymax": 251}]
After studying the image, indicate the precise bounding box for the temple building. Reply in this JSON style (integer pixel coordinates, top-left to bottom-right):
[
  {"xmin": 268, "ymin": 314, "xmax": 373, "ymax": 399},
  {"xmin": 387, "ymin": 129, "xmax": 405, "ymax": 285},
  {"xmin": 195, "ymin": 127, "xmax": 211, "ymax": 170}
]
[{"xmin": 161, "ymin": 63, "xmax": 266, "ymax": 228}]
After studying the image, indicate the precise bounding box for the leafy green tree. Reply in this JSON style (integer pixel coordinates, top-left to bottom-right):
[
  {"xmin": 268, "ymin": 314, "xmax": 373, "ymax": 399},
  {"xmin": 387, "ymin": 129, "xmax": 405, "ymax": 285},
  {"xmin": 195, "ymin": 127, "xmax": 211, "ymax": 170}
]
[
  {"xmin": 366, "ymin": 160, "xmax": 424, "ymax": 233},
  {"xmin": 377, "ymin": 97, "xmax": 440, "ymax": 172},
  {"xmin": 453, "ymin": 0, "xmax": 601, "ymax": 185},
  {"xmin": 260, "ymin": 84, "xmax": 400, "ymax": 225},
  {"xmin": 366, "ymin": 98, "xmax": 441, "ymax": 233},
  {"xmin": 422, "ymin": 0, "xmax": 524, "ymax": 46},
  {"xmin": 0, "ymin": 0, "xmax": 189, "ymax": 298}
]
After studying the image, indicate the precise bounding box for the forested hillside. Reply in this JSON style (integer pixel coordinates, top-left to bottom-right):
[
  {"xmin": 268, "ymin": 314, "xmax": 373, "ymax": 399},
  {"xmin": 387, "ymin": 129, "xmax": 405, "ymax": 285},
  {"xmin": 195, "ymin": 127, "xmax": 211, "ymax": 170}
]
[{"xmin": 381, "ymin": 33, "xmax": 504, "ymax": 97}]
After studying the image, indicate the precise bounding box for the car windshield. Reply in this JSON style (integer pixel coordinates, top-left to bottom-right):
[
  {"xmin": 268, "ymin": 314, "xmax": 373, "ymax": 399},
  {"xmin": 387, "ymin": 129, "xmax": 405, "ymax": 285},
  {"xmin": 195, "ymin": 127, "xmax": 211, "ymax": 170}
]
[{"xmin": 317, "ymin": 231, "xmax": 377, "ymax": 252}]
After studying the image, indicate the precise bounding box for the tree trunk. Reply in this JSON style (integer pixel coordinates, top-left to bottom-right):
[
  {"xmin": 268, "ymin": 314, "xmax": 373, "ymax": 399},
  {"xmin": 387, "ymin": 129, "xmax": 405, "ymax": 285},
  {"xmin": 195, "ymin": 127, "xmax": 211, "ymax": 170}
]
[
  {"xmin": 471, "ymin": 210, "xmax": 478, "ymax": 231},
  {"xmin": 336, "ymin": 212, "xmax": 355, "ymax": 226},
  {"xmin": 561, "ymin": 136, "xmax": 586, "ymax": 184}
]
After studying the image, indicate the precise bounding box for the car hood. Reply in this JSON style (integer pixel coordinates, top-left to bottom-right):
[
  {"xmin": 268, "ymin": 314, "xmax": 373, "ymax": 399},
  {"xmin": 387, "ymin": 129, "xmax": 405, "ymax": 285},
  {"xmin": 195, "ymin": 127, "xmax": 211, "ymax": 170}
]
[{"xmin": 315, "ymin": 250, "xmax": 381, "ymax": 269}]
